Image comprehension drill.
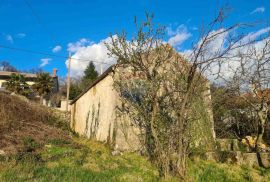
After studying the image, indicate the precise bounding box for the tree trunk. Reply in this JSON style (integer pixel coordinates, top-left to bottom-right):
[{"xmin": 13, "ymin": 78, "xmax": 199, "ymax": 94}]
[
  {"xmin": 255, "ymin": 106, "xmax": 268, "ymax": 150},
  {"xmin": 150, "ymin": 94, "xmax": 171, "ymax": 178},
  {"xmin": 176, "ymin": 92, "xmax": 190, "ymax": 177},
  {"xmin": 40, "ymin": 95, "xmax": 44, "ymax": 105}
]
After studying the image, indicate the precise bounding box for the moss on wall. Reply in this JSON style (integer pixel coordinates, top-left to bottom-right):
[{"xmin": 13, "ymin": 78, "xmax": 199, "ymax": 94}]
[
  {"xmin": 189, "ymin": 95, "xmax": 215, "ymax": 151},
  {"xmin": 83, "ymin": 102, "xmax": 101, "ymax": 139}
]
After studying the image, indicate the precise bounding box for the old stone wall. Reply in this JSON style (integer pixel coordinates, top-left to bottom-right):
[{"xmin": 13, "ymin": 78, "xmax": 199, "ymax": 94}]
[{"xmin": 70, "ymin": 74, "xmax": 140, "ymax": 151}]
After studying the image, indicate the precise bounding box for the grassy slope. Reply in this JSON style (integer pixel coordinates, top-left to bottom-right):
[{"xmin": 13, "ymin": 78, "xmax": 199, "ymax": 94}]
[
  {"xmin": 1, "ymin": 93, "xmax": 270, "ymax": 181},
  {"xmin": 0, "ymin": 138, "xmax": 159, "ymax": 182},
  {"xmin": 1, "ymin": 136, "xmax": 270, "ymax": 182},
  {"xmin": 188, "ymin": 160, "xmax": 270, "ymax": 182}
]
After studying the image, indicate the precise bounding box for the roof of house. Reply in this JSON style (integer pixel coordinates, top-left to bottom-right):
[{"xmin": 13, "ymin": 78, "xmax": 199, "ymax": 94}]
[
  {"xmin": 70, "ymin": 66, "xmax": 114, "ymax": 105},
  {"xmin": 0, "ymin": 71, "xmax": 37, "ymax": 78}
]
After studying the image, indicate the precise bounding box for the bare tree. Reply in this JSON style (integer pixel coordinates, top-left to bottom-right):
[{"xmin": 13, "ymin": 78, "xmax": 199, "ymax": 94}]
[
  {"xmin": 0, "ymin": 61, "xmax": 17, "ymax": 72},
  {"xmin": 106, "ymin": 9, "xmax": 258, "ymax": 178},
  {"xmin": 215, "ymin": 35, "xmax": 270, "ymax": 150}
]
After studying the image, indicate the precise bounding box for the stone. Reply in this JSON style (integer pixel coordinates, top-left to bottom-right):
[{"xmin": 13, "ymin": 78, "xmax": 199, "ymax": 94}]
[
  {"xmin": 205, "ymin": 152, "xmax": 218, "ymax": 162},
  {"xmin": 45, "ymin": 144, "xmax": 52, "ymax": 148},
  {"xmin": 231, "ymin": 139, "xmax": 239, "ymax": 151},
  {"xmin": 258, "ymin": 152, "xmax": 270, "ymax": 168},
  {"xmin": 234, "ymin": 151, "xmax": 243, "ymax": 165},
  {"xmin": 111, "ymin": 150, "xmax": 122, "ymax": 156},
  {"xmin": 242, "ymin": 153, "xmax": 259, "ymax": 167},
  {"xmin": 0, "ymin": 150, "xmax": 5, "ymax": 156},
  {"xmin": 216, "ymin": 139, "xmax": 232, "ymax": 151}
]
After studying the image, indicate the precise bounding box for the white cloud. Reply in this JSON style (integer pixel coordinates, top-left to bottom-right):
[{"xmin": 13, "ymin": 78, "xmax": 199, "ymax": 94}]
[
  {"xmin": 6, "ymin": 34, "xmax": 13, "ymax": 43},
  {"xmin": 181, "ymin": 27, "xmax": 270, "ymax": 84},
  {"xmin": 240, "ymin": 27, "xmax": 270, "ymax": 44},
  {"xmin": 251, "ymin": 7, "xmax": 265, "ymax": 14},
  {"xmin": 183, "ymin": 28, "xmax": 229, "ymax": 60},
  {"xmin": 167, "ymin": 25, "xmax": 192, "ymax": 47},
  {"xmin": 67, "ymin": 38, "xmax": 94, "ymax": 53},
  {"xmin": 66, "ymin": 36, "xmax": 116, "ymax": 77},
  {"xmin": 52, "ymin": 45, "xmax": 62, "ymax": 53},
  {"xmin": 17, "ymin": 33, "xmax": 26, "ymax": 38},
  {"xmin": 40, "ymin": 58, "xmax": 52, "ymax": 67}
]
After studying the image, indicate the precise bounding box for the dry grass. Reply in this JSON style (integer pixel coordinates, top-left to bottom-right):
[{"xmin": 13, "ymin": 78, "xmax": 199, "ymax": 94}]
[{"xmin": 0, "ymin": 92, "xmax": 70, "ymax": 155}]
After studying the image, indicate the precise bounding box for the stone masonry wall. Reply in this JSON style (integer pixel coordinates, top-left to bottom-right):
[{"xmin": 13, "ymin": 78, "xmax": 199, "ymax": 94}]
[{"xmin": 70, "ymin": 74, "xmax": 140, "ymax": 151}]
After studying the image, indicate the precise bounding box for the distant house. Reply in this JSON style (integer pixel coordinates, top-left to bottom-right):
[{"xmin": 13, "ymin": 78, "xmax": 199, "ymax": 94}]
[
  {"xmin": 0, "ymin": 71, "xmax": 37, "ymax": 88},
  {"xmin": 0, "ymin": 69, "xmax": 59, "ymax": 94},
  {"xmin": 70, "ymin": 64, "xmax": 216, "ymax": 151}
]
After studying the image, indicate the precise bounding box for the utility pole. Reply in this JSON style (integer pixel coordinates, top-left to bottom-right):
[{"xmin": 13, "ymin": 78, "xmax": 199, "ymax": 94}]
[
  {"xmin": 66, "ymin": 52, "xmax": 71, "ymax": 111},
  {"xmin": 100, "ymin": 63, "xmax": 103, "ymax": 74}
]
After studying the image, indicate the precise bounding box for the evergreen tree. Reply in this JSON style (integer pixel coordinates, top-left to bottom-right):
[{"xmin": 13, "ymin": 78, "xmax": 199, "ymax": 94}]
[{"xmin": 82, "ymin": 62, "xmax": 98, "ymax": 88}]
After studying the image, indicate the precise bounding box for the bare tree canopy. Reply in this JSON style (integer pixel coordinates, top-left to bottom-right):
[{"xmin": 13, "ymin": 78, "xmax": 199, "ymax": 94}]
[
  {"xmin": 105, "ymin": 8, "xmax": 267, "ymax": 178},
  {"xmin": 0, "ymin": 61, "xmax": 17, "ymax": 72}
]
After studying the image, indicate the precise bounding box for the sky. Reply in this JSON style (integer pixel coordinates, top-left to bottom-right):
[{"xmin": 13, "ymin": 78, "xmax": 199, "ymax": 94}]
[{"xmin": 0, "ymin": 0, "xmax": 269, "ymax": 77}]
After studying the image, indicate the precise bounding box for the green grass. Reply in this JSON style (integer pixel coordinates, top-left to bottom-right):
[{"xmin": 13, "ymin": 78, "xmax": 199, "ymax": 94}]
[
  {"xmin": 0, "ymin": 137, "xmax": 159, "ymax": 182},
  {"xmin": 1, "ymin": 136, "xmax": 270, "ymax": 182},
  {"xmin": 188, "ymin": 159, "xmax": 270, "ymax": 182}
]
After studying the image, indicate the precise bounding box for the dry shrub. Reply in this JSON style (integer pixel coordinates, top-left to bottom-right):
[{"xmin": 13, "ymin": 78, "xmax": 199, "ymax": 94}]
[{"xmin": 0, "ymin": 92, "xmax": 70, "ymax": 155}]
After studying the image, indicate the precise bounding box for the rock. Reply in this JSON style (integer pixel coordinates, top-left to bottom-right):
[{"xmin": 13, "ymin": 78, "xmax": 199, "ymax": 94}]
[
  {"xmin": 111, "ymin": 150, "xmax": 122, "ymax": 156},
  {"xmin": 205, "ymin": 152, "xmax": 218, "ymax": 162},
  {"xmin": 234, "ymin": 151, "xmax": 243, "ymax": 165},
  {"xmin": 242, "ymin": 153, "xmax": 259, "ymax": 167},
  {"xmin": 231, "ymin": 139, "xmax": 239, "ymax": 151},
  {"xmin": 258, "ymin": 152, "xmax": 270, "ymax": 168},
  {"xmin": 0, "ymin": 150, "xmax": 5, "ymax": 156},
  {"xmin": 216, "ymin": 139, "xmax": 244, "ymax": 152},
  {"xmin": 45, "ymin": 144, "xmax": 52, "ymax": 148},
  {"xmin": 216, "ymin": 139, "xmax": 232, "ymax": 151}
]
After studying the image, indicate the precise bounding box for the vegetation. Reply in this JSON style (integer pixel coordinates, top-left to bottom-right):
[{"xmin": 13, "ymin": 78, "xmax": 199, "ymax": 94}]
[
  {"xmin": 0, "ymin": 61, "xmax": 17, "ymax": 72},
  {"xmin": 82, "ymin": 61, "xmax": 98, "ymax": 89},
  {"xmin": 105, "ymin": 9, "xmax": 256, "ymax": 178},
  {"xmin": 5, "ymin": 73, "xmax": 31, "ymax": 96},
  {"xmin": 1, "ymin": 92, "xmax": 270, "ymax": 181},
  {"xmin": 0, "ymin": 92, "xmax": 70, "ymax": 154},
  {"xmin": 1, "ymin": 138, "xmax": 270, "ymax": 182},
  {"xmin": 0, "ymin": 138, "xmax": 159, "ymax": 182},
  {"xmin": 70, "ymin": 80, "xmax": 83, "ymax": 99},
  {"xmin": 212, "ymin": 84, "xmax": 270, "ymax": 149},
  {"xmin": 187, "ymin": 160, "xmax": 270, "ymax": 182},
  {"xmin": 59, "ymin": 62, "xmax": 99, "ymax": 100},
  {"xmin": 32, "ymin": 72, "xmax": 54, "ymax": 104}
]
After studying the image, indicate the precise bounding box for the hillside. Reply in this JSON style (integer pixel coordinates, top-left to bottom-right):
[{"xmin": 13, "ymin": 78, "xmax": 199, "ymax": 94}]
[
  {"xmin": 0, "ymin": 92, "xmax": 70, "ymax": 155},
  {"xmin": 0, "ymin": 92, "xmax": 270, "ymax": 181}
]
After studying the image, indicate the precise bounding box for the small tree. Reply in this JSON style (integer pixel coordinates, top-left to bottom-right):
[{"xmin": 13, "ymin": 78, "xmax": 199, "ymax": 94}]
[
  {"xmin": 211, "ymin": 84, "xmax": 258, "ymax": 139},
  {"xmin": 32, "ymin": 72, "xmax": 53, "ymax": 104},
  {"xmin": 59, "ymin": 79, "xmax": 83, "ymax": 100},
  {"xmin": 6, "ymin": 73, "xmax": 30, "ymax": 96},
  {"xmin": 106, "ymin": 10, "xmax": 250, "ymax": 178},
  {"xmin": 216, "ymin": 36, "xmax": 270, "ymax": 151},
  {"xmin": 81, "ymin": 61, "xmax": 98, "ymax": 89}
]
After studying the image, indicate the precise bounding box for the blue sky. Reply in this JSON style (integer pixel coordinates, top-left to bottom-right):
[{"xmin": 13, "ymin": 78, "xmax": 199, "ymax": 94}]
[{"xmin": 0, "ymin": 0, "xmax": 269, "ymax": 77}]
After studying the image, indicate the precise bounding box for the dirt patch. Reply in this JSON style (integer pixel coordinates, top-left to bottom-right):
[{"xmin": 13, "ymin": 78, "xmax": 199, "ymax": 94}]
[{"xmin": 0, "ymin": 92, "xmax": 71, "ymax": 155}]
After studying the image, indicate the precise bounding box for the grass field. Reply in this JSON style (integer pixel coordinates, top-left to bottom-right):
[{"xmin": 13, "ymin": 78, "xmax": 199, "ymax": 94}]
[
  {"xmin": 1, "ymin": 92, "xmax": 270, "ymax": 181},
  {"xmin": 1, "ymin": 136, "xmax": 270, "ymax": 182}
]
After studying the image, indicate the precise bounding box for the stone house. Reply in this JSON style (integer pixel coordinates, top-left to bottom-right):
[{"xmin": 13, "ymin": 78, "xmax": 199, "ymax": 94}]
[
  {"xmin": 0, "ymin": 69, "xmax": 59, "ymax": 91},
  {"xmin": 0, "ymin": 71, "xmax": 36, "ymax": 88},
  {"xmin": 70, "ymin": 64, "xmax": 216, "ymax": 151},
  {"xmin": 0, "ymin": 69, "xmax": 59, "ymax": 107},
  {"xmin": 70, "ymin": 66, "xmax": 141, "ymax": 151}
]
